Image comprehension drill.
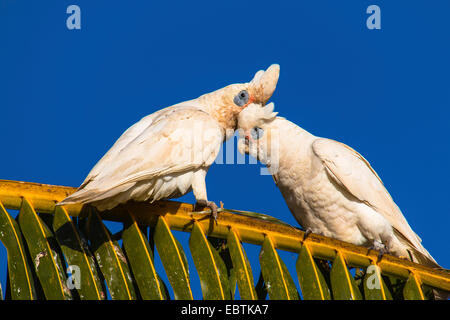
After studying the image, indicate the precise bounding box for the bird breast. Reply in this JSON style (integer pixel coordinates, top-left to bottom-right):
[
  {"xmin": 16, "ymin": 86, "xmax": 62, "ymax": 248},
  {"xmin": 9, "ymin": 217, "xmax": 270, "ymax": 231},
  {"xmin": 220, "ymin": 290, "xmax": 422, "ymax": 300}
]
[{"xmin": 275, "ymin": 144, "xmax": 367, "ymax": 245}]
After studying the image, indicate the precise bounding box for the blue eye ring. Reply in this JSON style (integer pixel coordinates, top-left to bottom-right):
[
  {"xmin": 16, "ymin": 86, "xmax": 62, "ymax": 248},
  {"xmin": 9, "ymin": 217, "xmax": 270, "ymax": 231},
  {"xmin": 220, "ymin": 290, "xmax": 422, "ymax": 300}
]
[
  {"xmin": 234, "ymin": 90, "xmax": 249, "ymax": 107},
  {"xmin": 250, "ymin": 127, "xmax": 264, "ymax": 140}
]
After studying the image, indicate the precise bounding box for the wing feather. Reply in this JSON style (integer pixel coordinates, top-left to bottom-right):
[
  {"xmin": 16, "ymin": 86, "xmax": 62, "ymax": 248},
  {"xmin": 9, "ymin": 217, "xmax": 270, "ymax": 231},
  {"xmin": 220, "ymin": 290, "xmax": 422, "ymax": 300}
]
[
  {"xmin": 79, "ymin": 103, "xmax": 198, "ymax": 188},
  {"xmin": 312, "ymin": 139, "xmax": 424, "ymax": 251},
  {"xmin": 60, "ymin": 106, "xmax": 223, "ymax": 204}
]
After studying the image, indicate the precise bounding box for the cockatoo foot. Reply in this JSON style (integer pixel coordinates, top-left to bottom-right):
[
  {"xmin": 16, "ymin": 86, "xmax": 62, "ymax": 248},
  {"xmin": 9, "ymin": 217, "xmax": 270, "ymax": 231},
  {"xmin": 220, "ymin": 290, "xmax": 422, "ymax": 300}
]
[
  {"xmin": 303, "ymin": 228, "xmax": 313, "ymax": 242},
  {"xmin": 368, "ymin": 240, "xmax": 388, "ymax": 262},
  {"xmin": 194, "ymin": 200, "xmax": 219, "ymax": 223}
]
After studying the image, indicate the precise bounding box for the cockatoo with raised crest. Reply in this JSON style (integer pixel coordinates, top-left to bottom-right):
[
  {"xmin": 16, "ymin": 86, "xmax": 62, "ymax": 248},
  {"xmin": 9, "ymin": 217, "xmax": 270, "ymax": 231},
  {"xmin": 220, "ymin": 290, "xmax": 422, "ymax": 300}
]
[
  {"xmin": 237, "ymin": 103, "xmax": 443, "ymax": 273},
  {"xmin": 58, "ymin": 65, "xmax": 280, "ymax": 218}
]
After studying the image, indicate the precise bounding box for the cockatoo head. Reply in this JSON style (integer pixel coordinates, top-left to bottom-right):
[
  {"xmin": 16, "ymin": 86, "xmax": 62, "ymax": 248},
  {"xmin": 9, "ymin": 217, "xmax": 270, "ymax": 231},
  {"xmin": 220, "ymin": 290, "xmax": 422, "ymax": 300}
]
[
  {"xmin": 237, "ymin": 102, "xmax": 278, "ymax": 165},
  {"xmin": 195, "ymin": 64, "xmax": 280, "ymax": 135}
]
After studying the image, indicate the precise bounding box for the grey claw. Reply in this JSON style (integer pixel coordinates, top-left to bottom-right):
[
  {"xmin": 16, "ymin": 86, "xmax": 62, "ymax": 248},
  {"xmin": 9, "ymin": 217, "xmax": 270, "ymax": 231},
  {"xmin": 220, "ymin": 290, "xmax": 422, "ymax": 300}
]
[
  {"xmin": 207, "ymin": 201, "xmax": 218, "ymax": 224},
  {"xmin": 377, "ymin": 247, "xmax": 388, "ymax": 262},
  {"xmin": 303, "ymin": 228, "xmax": 312, "ymax": 242},
  {"xmin": 194, "ymin": 200, "xmax": 219, "ymax": 223},
  {"xmin": 368, "ymin": 241, "xmax": 388, "ymax": 262}
]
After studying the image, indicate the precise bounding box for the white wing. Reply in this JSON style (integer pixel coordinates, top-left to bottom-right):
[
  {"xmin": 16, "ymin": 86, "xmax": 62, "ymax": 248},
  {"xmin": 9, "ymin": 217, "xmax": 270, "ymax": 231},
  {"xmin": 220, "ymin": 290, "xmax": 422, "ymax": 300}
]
[
  {"xmin": 312, "ymin": 139, "xmax": 425, "ymax": 252},
  {"xmin": 79, "ymin": 103, "xmax": 195, "ymax": 188},
  {"xmin": 61, "ymin": 106, "xmax": 223, "ymax": 204}
]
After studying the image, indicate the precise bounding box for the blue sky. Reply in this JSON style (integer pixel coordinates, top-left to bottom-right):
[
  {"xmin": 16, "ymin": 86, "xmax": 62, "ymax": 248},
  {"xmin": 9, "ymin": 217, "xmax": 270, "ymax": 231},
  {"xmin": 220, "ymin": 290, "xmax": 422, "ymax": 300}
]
[{"xmin": 0, "ymin": 1, "xmax": 449, "ymax": 299}]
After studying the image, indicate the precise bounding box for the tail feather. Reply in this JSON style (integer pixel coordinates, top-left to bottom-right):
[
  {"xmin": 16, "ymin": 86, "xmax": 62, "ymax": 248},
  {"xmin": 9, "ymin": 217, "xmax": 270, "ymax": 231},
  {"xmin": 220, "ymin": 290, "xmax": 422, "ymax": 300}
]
[
  {"xmin": 408, "ymin": 246, "xmax": 440, "ymax": 269},
  {"xmin": 57, "ymin": 187, "xmax": 97, "ymax": 206},
  {"xmin": 393, "ymin": 229, "xmax": 439, "ymax": 267},
  {"xmin": 57, "ymin": 183, "xmax": 132, "ymax": 207}
]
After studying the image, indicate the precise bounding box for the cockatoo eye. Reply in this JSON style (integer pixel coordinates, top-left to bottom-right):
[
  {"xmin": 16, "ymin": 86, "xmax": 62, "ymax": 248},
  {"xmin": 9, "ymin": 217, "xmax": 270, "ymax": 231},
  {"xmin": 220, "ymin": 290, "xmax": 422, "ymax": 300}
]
[
  {"xmin": 233, "ymin": 90, "xmax": 249, "ymax": 107},
  {"xmin": 250, "ymin": 127, "xmax": 264, "ymax": 140}
]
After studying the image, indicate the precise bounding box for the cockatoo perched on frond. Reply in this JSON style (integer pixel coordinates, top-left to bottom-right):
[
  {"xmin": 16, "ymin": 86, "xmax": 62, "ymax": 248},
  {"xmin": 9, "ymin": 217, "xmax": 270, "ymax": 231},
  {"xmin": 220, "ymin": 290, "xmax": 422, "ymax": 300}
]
[
  {"xmin": 58, "ymin": 64, "xmax": 280, "ymax": 217},
  {"xmin": 237, "ymin": 103, "xmax": 442, "ymax": 271}
]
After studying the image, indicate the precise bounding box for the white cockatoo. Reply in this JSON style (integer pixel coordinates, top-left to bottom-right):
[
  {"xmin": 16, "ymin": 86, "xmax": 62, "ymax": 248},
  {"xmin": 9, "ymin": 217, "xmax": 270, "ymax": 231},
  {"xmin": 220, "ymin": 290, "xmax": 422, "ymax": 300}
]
[
  {"xmin": 58, "ymin": 65, "xmax": 280, "ymax": 217},
  {"xmin": 237, "ymin": 103, "xmax": 441, "ymax": 270}
]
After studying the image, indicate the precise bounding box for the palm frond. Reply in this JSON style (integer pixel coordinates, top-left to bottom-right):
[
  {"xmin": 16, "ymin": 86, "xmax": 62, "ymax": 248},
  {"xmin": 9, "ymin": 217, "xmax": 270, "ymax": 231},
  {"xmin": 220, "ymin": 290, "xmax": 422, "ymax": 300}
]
[{"xmin": 0, "ymin": 180, "xmax": 448, "ymax": 300}]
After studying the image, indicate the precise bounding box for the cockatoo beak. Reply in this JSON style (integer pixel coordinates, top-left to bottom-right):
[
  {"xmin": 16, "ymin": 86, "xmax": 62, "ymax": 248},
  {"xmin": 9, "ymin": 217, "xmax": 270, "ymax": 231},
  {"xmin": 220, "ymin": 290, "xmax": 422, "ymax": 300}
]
[{"xmin": 249, "ymin": 64, "xmax": 280, "ymax": 105}]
